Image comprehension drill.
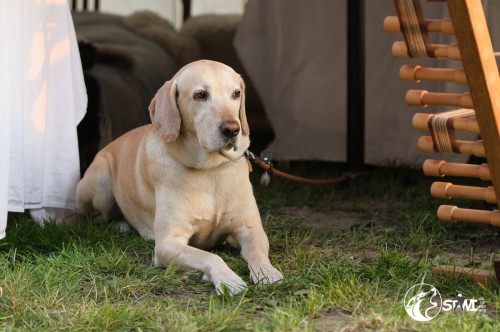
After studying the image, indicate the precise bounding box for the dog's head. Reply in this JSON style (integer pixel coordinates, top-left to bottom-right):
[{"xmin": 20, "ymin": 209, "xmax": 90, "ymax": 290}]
[{"xmin": 148, "ymin": 60, "xmax": 250, "ymax": 160}]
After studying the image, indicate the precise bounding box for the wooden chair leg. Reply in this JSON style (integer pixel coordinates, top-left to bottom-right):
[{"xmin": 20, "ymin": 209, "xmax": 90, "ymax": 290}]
[{"xmin": 432, "ymin": 260, "xmax": 499, "ymax": 287}]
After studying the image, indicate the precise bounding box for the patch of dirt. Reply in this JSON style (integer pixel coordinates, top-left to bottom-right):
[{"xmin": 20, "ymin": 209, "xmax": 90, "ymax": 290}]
[
  {"xmin": 433, "ymin": 242, "xmax": 499, "ymax": 268},
  {"xmin": 313, "ymin": 310, "xmax": 352, "ymax": 331},
  {"xmin": 281, "ymin": 206, "xmax": 369, "ymax": 231},
  {"xmin": 280, "ymin": 203, "xmax": 409, "ymax": 232},
  {"xmin": 280, "ymin": 205, "xmax": 499, "ymax": 268}
]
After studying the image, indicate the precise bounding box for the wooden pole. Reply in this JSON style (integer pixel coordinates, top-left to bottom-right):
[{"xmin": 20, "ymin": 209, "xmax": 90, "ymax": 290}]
[
  {"xmin": 437, "ymin": 205, "xmax": 500, "ymax": 226},
  {"xmin": 432, "ymin": 265, "xmax": 497, "ymax": 286},
  {"xmin": 406, "ymin": 90, "xmax": 473, "ymax": 108},
  {"xmin": 384, "ymin": 16, "xmax": 454, "ymax": 35},
  {"xmin": 423, "ymin": 159, "xmax": 491, "ymax": 180},
  {"xmin": 400, "ymin": 65, "xmax": 467, "ymax": 84},
  {"xmin": 347, "ymin": 0, "xmax": 365, "ymax": 169},
  {"xmin": 182, "ymin": 0, "xmax": 191, "ymax": 21},
  {"xmin": 431, "ymin": 182, "xmax": 496, "ymax": 203},
  {"xmin": 392, "ymin": 41, "xmax": 461, "ymax": 60},
  {"xmin": 417, "ymin": 136, "xmax": 485, "ymax": 156}
]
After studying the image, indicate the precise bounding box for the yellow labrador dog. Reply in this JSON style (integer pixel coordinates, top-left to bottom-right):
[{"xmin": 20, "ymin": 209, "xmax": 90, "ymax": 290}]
[{"xmin": 76, "ymin": 60, "xmax": 282, "ymax": 294}]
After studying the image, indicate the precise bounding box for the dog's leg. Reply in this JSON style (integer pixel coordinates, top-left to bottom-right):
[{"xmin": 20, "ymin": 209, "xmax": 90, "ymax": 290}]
[
  {"xmin": 233, "ymin": 225, "xmax": 283, "ymax": 285},
  {"xmin": 155, "ymin": 237, "xmax": 247, "ymax": 295},
  {"xmin": 76, "ymin": 155, "xmax": 116, "ymax": 220}
]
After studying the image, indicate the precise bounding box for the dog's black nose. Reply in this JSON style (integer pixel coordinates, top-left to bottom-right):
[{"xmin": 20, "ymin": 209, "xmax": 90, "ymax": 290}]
[{"xmin": 220, "ymin": 121, "xmax": 240, "ymax": 138}]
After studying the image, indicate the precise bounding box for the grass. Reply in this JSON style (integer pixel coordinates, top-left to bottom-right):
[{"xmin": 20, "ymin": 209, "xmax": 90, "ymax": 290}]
[{"xmin": 1, "ymin": 162, "xmax": 499, "ymax": 331}]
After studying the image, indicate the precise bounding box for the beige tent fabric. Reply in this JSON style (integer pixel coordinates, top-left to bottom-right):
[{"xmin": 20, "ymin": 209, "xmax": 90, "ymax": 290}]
[
  {"xmin": 485, "ymin": 0, "xmax": 500, "ymax": 50},
  {"xmin": 234, "ymin": 0, "xmax": 483, "ymax": 165}
]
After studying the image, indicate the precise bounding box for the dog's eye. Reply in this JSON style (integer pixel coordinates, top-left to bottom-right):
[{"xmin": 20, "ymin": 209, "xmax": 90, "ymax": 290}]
[
  {"xmin": 233, "ymin": 90, "xmax": 241, "ymax": 99},
  {"xmin": 194, "ymin": 90, "xmax": 208, "ymax": 100}
]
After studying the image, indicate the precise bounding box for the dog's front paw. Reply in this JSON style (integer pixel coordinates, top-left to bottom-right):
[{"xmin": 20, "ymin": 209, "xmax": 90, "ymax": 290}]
[
  {"xmin": 214, "ymin": 278, "xmax": 247, "ymax": 296},
  {"xmin": 203, "ymin": 268, "xmax": 248, "ymax": 295},
  {"xmin": 250, "ymin": 265, "xmax": 283, "ymax": 285},
  {"xmin": 211, "ymin": 273, "xmax": 248, "ymax": 295}
]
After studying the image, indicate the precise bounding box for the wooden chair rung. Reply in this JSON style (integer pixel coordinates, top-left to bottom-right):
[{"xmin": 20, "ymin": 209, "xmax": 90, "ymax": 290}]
[
  {"xmin": 384, "ymin": 16, "xmax": 454, "ymax": 35},
  {"xmin": 437, "ymin": 205, "xmax": 500, "ymax": 226},
  {"xmin": 423, "ymin": 160, "xmax": 491, "ymax": 180},
  {"xmin": 412, "ymin": 112, "xmax": 479, "ymax": 134}
]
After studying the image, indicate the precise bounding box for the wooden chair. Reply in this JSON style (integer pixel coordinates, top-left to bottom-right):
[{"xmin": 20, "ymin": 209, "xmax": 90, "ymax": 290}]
[{"xmin": 385, "ymin": 0, "xmax": 500, "ymax": 285}]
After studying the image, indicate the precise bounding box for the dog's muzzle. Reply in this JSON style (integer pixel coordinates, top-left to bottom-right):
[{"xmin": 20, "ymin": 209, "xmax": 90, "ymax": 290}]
[
  {"xmin": 220, "ymin": 121, "xmax": 240, "ymax": 151},
  {"xmin": 220, "ymin": 121, "xmax": 240, "ymax": 139}
]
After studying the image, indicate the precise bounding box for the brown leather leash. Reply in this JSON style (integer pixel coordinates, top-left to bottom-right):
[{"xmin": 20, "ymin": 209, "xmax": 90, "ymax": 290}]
[{"xmin": 245, "ymin": 150, "xmax": 367, "ymax": 186}]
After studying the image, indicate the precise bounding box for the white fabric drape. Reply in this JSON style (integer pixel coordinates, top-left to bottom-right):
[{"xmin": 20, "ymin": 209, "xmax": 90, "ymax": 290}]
[
  {"xmin": 0, "ymin": 0, "xmax": 87, "ymax": 239},
  {"xmin": 0, "ymin": 5, "xmax": 10, "ymax": 240},
  {"xmin": 234, "ymin": 0, "xmax": 489, "ymax": 165}
]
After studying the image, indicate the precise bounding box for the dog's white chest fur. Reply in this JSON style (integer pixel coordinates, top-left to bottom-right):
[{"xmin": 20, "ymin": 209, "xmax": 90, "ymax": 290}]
[{"xmin": 182, "ymin": 173, "xmax": 228, "ymax": 247}]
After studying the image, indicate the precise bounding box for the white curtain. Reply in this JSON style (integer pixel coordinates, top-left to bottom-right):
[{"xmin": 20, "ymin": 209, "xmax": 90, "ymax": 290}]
[{"xmin": 0, "ymin": 0, "xmax": 87, "ymax": 239}]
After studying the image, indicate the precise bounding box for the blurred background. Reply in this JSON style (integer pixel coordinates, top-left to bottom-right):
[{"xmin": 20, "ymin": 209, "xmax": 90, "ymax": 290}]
[{"xmin": 70, "ymin": 0, "xmax": 500, "ymax": 175}]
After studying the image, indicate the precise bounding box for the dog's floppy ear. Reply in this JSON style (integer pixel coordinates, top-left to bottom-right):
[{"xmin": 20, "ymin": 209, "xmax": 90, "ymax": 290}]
[
  {"xmin": 239, "ymin": 78, "xmax": 250, "ymax": 136},
  {"xmin": 148, "ymin": 80, "xmax": 180, "ymax": 142}
]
